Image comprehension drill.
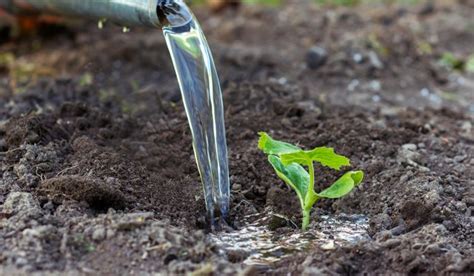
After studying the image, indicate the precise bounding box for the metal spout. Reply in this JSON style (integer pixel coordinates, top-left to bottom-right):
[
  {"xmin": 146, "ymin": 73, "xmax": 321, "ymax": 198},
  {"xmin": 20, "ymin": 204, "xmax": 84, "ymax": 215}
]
[{"xmin": 0, "ymin": 0, "xmax": 192, "ymax": 28}]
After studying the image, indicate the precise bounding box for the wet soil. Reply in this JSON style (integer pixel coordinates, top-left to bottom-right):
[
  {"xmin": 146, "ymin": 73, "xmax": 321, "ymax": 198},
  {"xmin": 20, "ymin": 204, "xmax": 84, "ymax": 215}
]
[{"xmin": 1, "ymin": 1, "xmax": 473, "ymax": 274}]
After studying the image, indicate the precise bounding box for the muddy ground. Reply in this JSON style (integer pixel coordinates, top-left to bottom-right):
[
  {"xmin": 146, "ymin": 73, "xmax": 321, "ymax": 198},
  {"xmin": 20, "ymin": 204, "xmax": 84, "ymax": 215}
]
[{"xmin": 0, "ymin": 0, "xmax": 473, "ymax": 274}]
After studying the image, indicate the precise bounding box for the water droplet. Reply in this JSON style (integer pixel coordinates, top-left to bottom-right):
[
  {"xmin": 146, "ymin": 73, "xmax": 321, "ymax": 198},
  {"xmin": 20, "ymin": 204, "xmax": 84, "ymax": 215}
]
[
  {"xmin": 369, "ymin": 80, "xmax": 381, "ymax": 92},
  {"xmin": 98, "ymin": 18, "xmax": 107, "ymax": 29},
  {"xmin": 347, "ymin": 79, "xmax": 360, "ymax": 91},
  {"xmin": 420, "ymin": 88, "xmax": 430, "ymax": 97},
  {"xmin": 352, "ymin": 53, "xmax": 363, "ymax": 63},
  {"xmin": 372, "ymin": 95, "xmax": 381, "ymax": 102}
]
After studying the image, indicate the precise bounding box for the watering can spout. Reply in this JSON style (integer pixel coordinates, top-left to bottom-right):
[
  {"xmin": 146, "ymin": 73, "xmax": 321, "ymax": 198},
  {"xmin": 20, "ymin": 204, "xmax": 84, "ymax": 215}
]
[{"xmin": 0, "ymin": 0, "xmax": 192, "ymax": 28}]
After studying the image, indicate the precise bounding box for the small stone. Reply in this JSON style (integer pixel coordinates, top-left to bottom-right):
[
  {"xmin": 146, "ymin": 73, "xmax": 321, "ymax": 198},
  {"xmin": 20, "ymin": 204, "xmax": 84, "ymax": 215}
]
[
  {"xmin": 106, "ymin": 229, "xmax": 116, "ymax": 239},
  {"xmin": 232, "ymin": 184, "xmax": 242, "ymax": 191},
  {"xmin": 369, "ymin": 80, "xmax": 381, "ymax": 92},
  {"xmin": 321, "ymin": 240, "xmax": 335, "ymax": 250},
  {"xmin": 402, "ymin": 144, "xmax": 417, "ymax": 151},
  {"xmin": 454, "ymin": 201, "xmax": 467, "ymax": 212},
  {"xmin": 368, "ymin": 51, "xmax": 383, "ymax": 69},
  {"xmin": 43, "ymin": 201, "xmax": 54, "ymax": 211},
  {"xmin": 425, "ymin": 243, "xmax": 442, "ymax": 254},
  {"xmin": 397, "ymin": 144, "xmax": 428, "ymax": 171},
  {"xmin": 424, "ymin": 190, "xmax": 441, "ymax": 206},
  {"xmin": 15, "ymin": 257, "xmax": 28, "ymax": 266},
  {"xmin": 380, "ymin": 238, "xmax": 401, "ymax": 249},
  {"xmin": 375, "ymin": 230, "xmax": 393, "ymax": 241},
  {"xmin": 306, "ymin": 46, "xmax": 328, "ymax": 70},
  {"xmin": 352, "ymin": 52, "xmax": 363, "ymax": 63},
  {"xmin": 442, "ymin": 220, "xmax": 456, "ymax": 231},
  {"xmin": 389, "ymin": 224, "xmax": 406, "ymax": 236},
  {"xmin": 453, "ymin": 155, "xmax": 466, "ymax": 163},
  {"xmin": 268, "ymin": 213, "xmax": 292, "ymax": 231},
  {"xmin": 92, "ymin": 227, "xmax": 106, "ymax": 241},
  {"xmin": 460, "ymin": 121, "xmax": 471, "ymax": 132},
  {"xmin": 347, "ymin": 79, "xmax": 360, "ymax": 91}
]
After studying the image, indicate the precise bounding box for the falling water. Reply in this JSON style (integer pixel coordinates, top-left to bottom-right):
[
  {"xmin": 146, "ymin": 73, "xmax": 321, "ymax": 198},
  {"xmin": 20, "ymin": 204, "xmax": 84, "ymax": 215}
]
[{"xmin": 158, "ymin": 1, "xmax": 230, "ymax": 226}]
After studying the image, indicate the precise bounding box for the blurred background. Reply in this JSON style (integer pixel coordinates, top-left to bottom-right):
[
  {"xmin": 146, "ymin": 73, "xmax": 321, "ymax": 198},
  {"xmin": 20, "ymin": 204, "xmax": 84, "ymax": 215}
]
[{"xmin": 0, "ymin": 0, "xmax": 473, "ymax": 115}]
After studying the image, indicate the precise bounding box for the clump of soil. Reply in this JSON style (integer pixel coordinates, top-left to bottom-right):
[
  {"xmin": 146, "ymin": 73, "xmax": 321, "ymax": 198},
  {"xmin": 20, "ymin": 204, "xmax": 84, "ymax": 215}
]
[
  {"xmin": 39, "ymin": 176, "xmax": 127, "ymax": 211},
  {"xmin": 1, "ymin": 1, "xmax": 473, "ymax": 274}
]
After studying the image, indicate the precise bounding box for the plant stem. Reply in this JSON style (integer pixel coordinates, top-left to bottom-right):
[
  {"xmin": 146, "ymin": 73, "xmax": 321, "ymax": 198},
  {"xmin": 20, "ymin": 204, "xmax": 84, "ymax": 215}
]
[
  {"xmin": 302, "ymin": 207, "xmax": 311, "ymax": 230},
  {"xmin": 304, "ymin": 161, "xmax": 316, "ymax": 209},
  {"xmin": 308, "ymin": 161, "xmax": 315, "ymax": 194},
  {"xmin": 302, "ymin": 161, "xmax": 317, "ymax": 231}
]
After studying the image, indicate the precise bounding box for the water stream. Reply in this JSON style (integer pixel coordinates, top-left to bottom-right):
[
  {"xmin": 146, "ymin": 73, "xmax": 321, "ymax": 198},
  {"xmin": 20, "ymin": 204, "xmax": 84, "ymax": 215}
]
[{"xmin": 158, "ymin": 1, "xmax": 230, "ymax": 225}]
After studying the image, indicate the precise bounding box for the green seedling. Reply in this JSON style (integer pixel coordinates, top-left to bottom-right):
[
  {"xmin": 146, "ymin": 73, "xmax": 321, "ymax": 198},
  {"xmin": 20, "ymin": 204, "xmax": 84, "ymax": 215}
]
[{"xmin": 258, "ymin": 132, "xmax": 364, "ymax": 231}]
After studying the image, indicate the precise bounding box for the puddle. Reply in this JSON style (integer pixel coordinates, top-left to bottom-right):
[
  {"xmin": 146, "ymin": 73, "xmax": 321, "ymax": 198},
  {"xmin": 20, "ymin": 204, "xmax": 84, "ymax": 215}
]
[{"xmin": 210, "ymin": 212, "xmax": 369, "ymax": 266}]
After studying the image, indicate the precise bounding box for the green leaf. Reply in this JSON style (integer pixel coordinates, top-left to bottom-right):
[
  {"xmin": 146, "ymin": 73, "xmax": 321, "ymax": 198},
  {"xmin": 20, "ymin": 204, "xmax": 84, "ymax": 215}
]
[
  {"xmin": 317, "ymin": 170, "xmax": 364, "ymax": 198},
  {"xmin": 280, "ymin": 147, "xmax": 350, "ymax": 170},
  {"xmin": 268, "ymin": 155, "xmax": 309, "ymax": 207},
  {"xmin": 280, "ymin": 151, "xmax": 310, "ymax": 165},
  {"xmin": 307, "ymin": 147, "xmax": 350, "ymax": 170},
  {"xmin": 258, "ymin": 132, "xmax": 301, "ymax": 155}
]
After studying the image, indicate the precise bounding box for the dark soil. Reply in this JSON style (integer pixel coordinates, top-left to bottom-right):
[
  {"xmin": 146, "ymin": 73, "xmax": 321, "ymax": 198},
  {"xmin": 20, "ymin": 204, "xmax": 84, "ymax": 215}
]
[{"xmin": 1, "ymin": 1, "xmax": 473, "ymax": 274}]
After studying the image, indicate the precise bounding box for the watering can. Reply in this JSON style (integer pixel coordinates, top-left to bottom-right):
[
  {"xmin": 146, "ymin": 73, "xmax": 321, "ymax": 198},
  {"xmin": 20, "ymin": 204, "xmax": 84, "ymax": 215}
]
[{"xmin": 0, "ymin": 0, "xmax": 191, "ymax": 29}]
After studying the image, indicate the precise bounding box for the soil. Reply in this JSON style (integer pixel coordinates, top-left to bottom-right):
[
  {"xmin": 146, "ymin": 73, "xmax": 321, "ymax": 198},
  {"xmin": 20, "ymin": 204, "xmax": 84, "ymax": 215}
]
[{"xmin": 1, "ymin": 1, "xmax": 473, "ymax": 275}]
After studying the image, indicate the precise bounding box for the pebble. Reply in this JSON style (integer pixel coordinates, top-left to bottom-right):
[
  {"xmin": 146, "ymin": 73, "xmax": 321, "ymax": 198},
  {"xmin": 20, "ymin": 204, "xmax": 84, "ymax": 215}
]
[
  {"xmin": 389, "ymin": 224, "xmax": 406, "ymax": 236},
  {"xmin": 442, "ymin": 220, "xmax": 456, "ymax": 231},
  {"xmin": 106, "ymin": 229, "xmax": 116, "ymax": 239},
  {"xmin": 320, "ymin": 240, "xmax": 335, "ymax": 250},
  {"xmin": 380, "ymin": 238, "xmax": 401, "ymax": 249},
  {"xmin": 454, "ymin": 201, "xmax": 467, "ymax": 211},
  {"xmin": 460, "ymin": 121, "xmax": 471, "ymax": 132},
  {"xmin": 369, "ymin": 80, "xmax": 381, "ymax": 91},
  {"xmin": 352, "ymin": 52, "xmax": 363, "ymax": 63},
  {"xmin": 347, "ymin": 79, "xmax": 360, "ymax": 91},
  {"xmin": 306, "ymin": 46, "xmax": 328, "ymax": 69},
  {"xmin": 424, "ymin": 190, "xmax": 441, "ymax": 206},
  {"xmin": 232, "ymin": 184, "xmax": 242, "ymax": 191},
  {"xmin": 267, "ymin": 214, "xmax": 292, "ymax": 231},
  {"xmin": 453, "ymin": 155, "xmax": 466, "ymax": 163},
  {"xmin": 402, "ymin": 144, "xmax": 417, "ymax": 151},
  {"xmin": 92, "ymin": 227, "xmax": 106, "ymax": 241},
  {"xmin": 368, "ymin": 51, "xmax": 383, "ymax": 69},
  {"xmin": 425, "ymin": 243, "xmax": 443, "ymax": 254}
]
